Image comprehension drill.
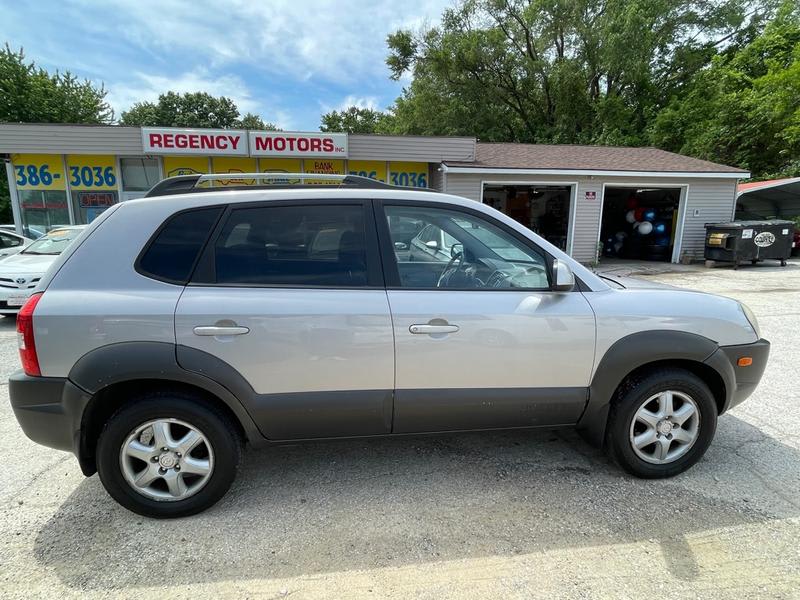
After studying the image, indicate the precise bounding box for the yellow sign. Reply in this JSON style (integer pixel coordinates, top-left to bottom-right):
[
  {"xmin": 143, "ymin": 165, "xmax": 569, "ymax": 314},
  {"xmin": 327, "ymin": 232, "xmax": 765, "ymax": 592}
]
[
  {"xmin": 348, "ymin": 160, "xmax": 387, "ymax": 182},
  {"xmin": 259, "ymin": 158, "xmax": 302, "ymax": 174},
  {"xmin": 211, "ymin": 157, "xmax": 258, "ymax": 185},
  {"xmin": 163, "ymin": 156, "xmax": 209, "ymax": 178},
  {"xmin": 305, "ymin": 159, "xmax": 345, "ymax": 185},
  {"xmin": 11, "ymin": 154, "xmax": 67, "ymax": 190},
  {"xmin": 66, "ymin": 155, "xmax": 118, "ymax": 191},
  {"xmin": 389, "ymin": 161, "xmax": 428, "ymax": 188}
]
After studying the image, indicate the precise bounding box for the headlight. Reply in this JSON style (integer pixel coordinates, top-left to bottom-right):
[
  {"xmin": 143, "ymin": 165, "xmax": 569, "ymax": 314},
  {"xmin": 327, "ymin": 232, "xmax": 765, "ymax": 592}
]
[{"xmin": 739, "ymin": 302, "xmax": 761, "ymax": 338}]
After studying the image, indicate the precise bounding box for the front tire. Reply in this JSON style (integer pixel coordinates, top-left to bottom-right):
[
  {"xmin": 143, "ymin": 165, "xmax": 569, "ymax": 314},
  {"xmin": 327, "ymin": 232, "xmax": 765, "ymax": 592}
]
[
  {"xmin": 606, "ymin": 368, "xmax": 717, "ymax": 478},
  {"xmin": 96, "ymin": 392, "xmax": 241, "ymax": 518}
]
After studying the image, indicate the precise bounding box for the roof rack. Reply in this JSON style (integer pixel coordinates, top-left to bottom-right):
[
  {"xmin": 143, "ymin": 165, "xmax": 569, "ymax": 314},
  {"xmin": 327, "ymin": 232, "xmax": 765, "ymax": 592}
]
[{"xmin": 144, "ymin": 172, "xmax": 395, "ymax": 198}]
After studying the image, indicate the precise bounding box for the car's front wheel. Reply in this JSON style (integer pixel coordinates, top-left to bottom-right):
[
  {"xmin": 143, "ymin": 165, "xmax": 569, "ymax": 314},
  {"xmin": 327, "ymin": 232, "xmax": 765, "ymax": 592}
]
[
  {"xmin": 96, "ymin": 392, "xmax": 241, "ymax": 518},
  {"xmin": 606, "ymin": 368, "xmax": 718, "ymax": 478}
]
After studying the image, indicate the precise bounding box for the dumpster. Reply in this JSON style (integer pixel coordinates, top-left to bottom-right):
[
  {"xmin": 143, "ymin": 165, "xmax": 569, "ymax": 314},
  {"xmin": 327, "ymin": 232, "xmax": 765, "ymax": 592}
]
[{"xmin": 705, "ymin": 220, "xmax": 795, "ymax": 268}]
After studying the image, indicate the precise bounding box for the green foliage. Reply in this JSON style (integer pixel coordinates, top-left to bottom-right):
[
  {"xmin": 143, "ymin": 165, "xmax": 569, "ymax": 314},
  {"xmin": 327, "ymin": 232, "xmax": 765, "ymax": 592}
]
[
  {"xmin": 651, "ymin": 2, "xmax": 800, "ymax": 179},
  {"xmin": 320, "ymin": 106, "xmax": 392, "ymax": 134},
  {"xmin": 0, "ymin": 45, "xmax": 114, "ymax": 221},
  {"xmin": 120, "ymin": 91, "xmax": 279, "ymax": 130},
  {"xmin": 384, "ymin": 0, "xmax": 777, "ymax": 155},
  {"xmin": 0, "ymin": 44, "xmax": 114, "ymax": 124}
]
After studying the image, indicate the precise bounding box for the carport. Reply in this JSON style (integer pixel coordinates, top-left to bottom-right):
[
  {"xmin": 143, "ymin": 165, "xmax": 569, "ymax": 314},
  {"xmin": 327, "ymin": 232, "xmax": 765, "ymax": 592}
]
[{"xmin": 737, "ymin": 177, "xmax": 800, "ymax": 220}]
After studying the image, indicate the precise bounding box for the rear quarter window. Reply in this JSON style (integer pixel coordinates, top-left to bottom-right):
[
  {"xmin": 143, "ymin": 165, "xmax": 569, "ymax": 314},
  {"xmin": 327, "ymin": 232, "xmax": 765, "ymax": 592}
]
[{"xmin": 137, "ymin": 207, "xmax": 222, "ymax": 283}]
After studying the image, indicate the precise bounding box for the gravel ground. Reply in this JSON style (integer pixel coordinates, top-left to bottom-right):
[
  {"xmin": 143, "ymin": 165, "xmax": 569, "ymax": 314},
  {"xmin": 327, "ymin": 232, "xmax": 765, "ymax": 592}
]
[{"xmin": 1, "ymin": 260, "xmax": 799, "ymax": 599}]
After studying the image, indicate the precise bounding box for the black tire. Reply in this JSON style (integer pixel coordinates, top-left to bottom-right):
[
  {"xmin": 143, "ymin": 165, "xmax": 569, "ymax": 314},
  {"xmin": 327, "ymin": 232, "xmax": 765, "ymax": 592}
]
[
  {"xmin": 606, "ymin": 368, "xmax": 717, "ymax": 479},
  {"xmin": 96, "ymin": 391, "xmax": 242, "ymax": 518}
]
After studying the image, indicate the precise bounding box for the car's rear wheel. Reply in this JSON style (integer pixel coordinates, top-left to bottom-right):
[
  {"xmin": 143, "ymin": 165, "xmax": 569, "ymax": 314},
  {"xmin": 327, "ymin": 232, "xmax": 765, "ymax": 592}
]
[
  {"xmin": 96, "ymin": 392, "xmax": 241, "ymax": 518},
  {"xmin": 606, "ymin": 368, "xmax": 717, "ymax": 478}
]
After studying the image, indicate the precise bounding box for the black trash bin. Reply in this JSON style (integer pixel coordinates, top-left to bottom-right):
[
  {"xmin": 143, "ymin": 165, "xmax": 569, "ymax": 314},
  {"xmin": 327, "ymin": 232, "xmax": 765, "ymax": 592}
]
[{"xmin": 705, "ymin": 220, "xmax": 795, "ymax": 268}]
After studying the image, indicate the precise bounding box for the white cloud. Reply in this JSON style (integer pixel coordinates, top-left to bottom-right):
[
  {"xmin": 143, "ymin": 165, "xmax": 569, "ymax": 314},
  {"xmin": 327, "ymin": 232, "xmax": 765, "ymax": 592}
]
[
  {"xmin": 76, "ymin": 0, "xmax": 451, "ymax": 84},
  {"xmin": 319, "ymin": 95, "xmax": 383, "ymax": 115}
]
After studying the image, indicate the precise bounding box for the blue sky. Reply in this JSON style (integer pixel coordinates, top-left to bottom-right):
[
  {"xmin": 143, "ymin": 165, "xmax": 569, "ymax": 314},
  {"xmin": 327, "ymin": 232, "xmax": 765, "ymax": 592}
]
[{"xmin": 0, "ymin": 0, "xmax": 452, "ymax": 130}]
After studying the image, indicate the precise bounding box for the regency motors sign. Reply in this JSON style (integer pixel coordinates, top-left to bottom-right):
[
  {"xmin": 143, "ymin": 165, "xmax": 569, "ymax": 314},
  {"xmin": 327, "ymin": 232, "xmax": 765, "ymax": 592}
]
[
  {"xmin": 142, "ymin": 128, "xmax": 248, "ymax": 156},
  {"xmin": 249, "ymin": 131, "xmax": 348, "ymax": 158}
]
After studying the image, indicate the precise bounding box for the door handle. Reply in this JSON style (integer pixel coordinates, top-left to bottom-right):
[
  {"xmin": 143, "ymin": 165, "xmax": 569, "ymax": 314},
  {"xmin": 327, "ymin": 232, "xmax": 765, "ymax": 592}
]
[
  {"xmin": 193, "ymin": 326, "xmax": 250, "ymax": 336},
  {"xmin": 409, "ymin": 324, "xmax": 460, "ymax": 335}
]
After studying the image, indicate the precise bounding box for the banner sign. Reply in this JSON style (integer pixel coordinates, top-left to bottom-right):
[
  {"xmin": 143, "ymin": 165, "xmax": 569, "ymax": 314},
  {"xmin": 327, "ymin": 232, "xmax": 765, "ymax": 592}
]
[
  {"xmin": 11, "ymin": 154, "xmax": 67, "ymax": 191},
  {"xmin": 66, "ymin": 155, "xmax": 118, "ymax": 191},
  {"xmin": 163, "ymin": 156, "xmax": 209, "ymax": 178},
  {"xmin": 348, "ymin": 160, "xmax": 386, "ymax": 182},
  {"xmin": 250, "ymin": 132, "xmax": 347, "ymax": 158},
  {"xmin": 142, "ymin": 128, "xmax": 247, "ymax": 156},
  {"xmin": 389, "ymin": 162, "xmax": 428, "ymax": 188}
]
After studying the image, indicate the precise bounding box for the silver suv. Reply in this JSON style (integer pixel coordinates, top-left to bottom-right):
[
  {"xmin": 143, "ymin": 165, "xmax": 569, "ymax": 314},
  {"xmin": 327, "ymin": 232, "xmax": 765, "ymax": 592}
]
[{"xmin": 9, "ymin": 174, "xmax": 770, "ymax": 518}]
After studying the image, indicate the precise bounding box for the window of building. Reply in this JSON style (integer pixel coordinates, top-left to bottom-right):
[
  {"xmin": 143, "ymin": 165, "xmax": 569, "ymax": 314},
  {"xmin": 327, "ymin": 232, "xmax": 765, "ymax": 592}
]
[
  {"xmin": 121, "ymin": 158, "xmax": 161, "ymax": 191},
  {"xmin": 18, "ymin": 190, "xmax": 70, "ymax": 237},
  {"xmin": 213, "ymin": 204, "xmax": 368, "ymax": 287}
]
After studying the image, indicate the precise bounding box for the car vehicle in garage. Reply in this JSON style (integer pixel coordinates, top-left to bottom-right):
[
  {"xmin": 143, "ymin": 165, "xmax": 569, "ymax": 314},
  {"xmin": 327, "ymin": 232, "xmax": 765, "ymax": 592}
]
[
  {"xmin": 0, "ymin": 226, "xmax": 85, "ymax": 314},
  {"xmin": 8, "ymin": 174, "xmax": 769, "ymax": 517}
]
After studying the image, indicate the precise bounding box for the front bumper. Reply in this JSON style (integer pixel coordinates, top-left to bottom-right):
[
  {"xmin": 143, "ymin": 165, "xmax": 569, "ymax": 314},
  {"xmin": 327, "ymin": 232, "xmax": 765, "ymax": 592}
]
[
  {"xmin": 9, "ymin": 371, "xmax": 90, "ymax": 457},
  {"xmin": 705, "ymin": 338, "xmax": 770, "ymax": 412}
]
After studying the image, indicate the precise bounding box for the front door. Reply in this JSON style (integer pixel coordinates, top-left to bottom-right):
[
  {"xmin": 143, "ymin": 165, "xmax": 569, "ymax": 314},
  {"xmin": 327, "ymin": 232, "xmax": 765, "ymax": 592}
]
[
  {"xmin": 377, "ymin": 201, "xmax": 596, "ymax": 433},
  {"xmin": 175, "ymin": 200, "xmax": 394, "ymax": 439}
]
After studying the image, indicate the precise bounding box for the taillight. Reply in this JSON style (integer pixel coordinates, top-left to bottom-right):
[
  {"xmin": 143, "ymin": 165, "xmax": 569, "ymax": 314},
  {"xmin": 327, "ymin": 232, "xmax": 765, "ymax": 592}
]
[{"xmin": 17, "ymin": 292, "xmax": 43, "ymax": 377}]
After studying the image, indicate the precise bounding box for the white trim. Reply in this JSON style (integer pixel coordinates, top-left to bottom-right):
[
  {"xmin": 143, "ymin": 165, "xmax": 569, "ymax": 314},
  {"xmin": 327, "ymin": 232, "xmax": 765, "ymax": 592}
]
[
  {"xmin": 671, "ymin": 186, "xmax": 690, "ymax": 263},
  {"xmin": 442, "ymin": 165, "xmax": 749, "ymax": 179},
  {"xmin": 63, "ymin": 154, "xmax": 76, "ymax": 225},
  {"xmin": 737, "ymin": 176, "xmax": 800, "ymax": 197},
  {"xmin": 597, "ymin": 182, "xmax": 690, "ymax": 264},
  {"xmin": 4, "ymin": 162, "xmax": 23, "ymax": 235},
  {"xmin": 480, "ymin": 179, "xmax": 579, "ymax": 256}
]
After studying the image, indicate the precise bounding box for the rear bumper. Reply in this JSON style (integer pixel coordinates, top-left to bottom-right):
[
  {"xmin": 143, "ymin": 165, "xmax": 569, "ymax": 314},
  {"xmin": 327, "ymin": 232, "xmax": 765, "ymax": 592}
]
[
  {"xmin": 705, "ymin": 338, "xmax": 770, "ymax": 412},
  {"xmin": 9, "ymin": 371, "xmax": 90, "ymax": 457}
]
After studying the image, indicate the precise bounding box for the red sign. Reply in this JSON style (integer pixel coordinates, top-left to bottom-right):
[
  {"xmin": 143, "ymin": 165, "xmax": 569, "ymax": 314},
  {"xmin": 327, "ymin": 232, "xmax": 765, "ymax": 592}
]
[
  {"xmin": 142, "ymin": 128, "xmax": 247, "ymax": 156},
  {"xmin": 249, "ymin": 132, "xmax": 348, "ymax": 158},
  {"xmin": 78, "ymin": 192, "xmax": 115, "ymax": 208}
]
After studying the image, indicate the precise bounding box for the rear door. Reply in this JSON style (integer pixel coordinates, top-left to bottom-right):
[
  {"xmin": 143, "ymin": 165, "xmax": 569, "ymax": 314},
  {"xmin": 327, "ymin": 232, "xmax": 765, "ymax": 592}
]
[
  {"xmin": 376, "ymin": 200, "xmax": 596, "ymax": 433},
  {"xmin": 175, "ymin": 199, "xmax": 395, "ymax": 439}
]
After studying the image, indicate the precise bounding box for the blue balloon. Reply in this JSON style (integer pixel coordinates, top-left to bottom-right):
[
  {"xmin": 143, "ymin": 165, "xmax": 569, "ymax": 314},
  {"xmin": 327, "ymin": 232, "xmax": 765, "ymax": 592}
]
[
  {"xmin": 643, "ymin": 209, "xmax": 656, "ymax": 222},
  {"xmin": 653, "ymin": 221, "xmax": 667, "ymax": 234}
]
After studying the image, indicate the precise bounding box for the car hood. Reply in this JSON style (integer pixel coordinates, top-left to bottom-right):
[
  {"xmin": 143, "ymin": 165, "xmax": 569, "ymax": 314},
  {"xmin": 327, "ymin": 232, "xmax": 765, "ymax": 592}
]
[{"xmin": 0, "ymin": 253, "xmax": 58, "ymax": 275}]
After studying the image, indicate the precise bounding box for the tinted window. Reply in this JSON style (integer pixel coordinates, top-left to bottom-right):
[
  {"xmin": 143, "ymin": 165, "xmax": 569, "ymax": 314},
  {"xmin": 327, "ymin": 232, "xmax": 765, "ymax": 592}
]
[
  {"xmin": 0, "ymin": 232, "xmax": 22, "ymax": 248},
  {"xmin": 138, "ymin": 208, "xmax": 222, "ymax": 283},
  {"xmin": 385, "ymin": 205, "xmax": 549, "ymax": 290},
  {"xmin": 214, "ymin": 205, "xmax": 368, "ymax": 286}
]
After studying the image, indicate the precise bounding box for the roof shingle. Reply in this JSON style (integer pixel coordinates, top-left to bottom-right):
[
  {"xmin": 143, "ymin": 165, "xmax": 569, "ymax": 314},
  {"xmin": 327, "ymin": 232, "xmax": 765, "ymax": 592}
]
[{"xmin": 444, "ymin": 143, "xmax": 747, "ymax": 174}]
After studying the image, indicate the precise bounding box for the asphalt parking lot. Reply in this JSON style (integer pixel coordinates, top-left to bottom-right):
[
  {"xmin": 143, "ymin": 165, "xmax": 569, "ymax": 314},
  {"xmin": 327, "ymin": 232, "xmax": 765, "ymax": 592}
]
[{"xmin": 1, "ymin": 260, "xmax": 799, "ymax": 599}]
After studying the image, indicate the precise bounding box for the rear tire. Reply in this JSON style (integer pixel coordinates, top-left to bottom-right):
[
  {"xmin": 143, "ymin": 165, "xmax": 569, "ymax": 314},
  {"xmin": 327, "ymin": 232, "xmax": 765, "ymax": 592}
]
[
  {"xmin": 96, "ymin": 391, "xmax": 241, "ymax": 518},
  {"xmin": 606, "ymin": 368, "xmax": 717, "ymax": 478}
]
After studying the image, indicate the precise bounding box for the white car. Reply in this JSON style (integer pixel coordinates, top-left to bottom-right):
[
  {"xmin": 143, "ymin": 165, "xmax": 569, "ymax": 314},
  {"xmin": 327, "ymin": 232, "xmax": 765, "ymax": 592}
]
[
  {"xmin": 0, "ymin": 230, "xmax": 34, "ymax": 261},
  {"xmin": 0, "ymin": 224, "xmax": 47, "ymax": 239},
  {"xmin": 0, "ymin": 226, "xmax": 85, "ymax": 314}
]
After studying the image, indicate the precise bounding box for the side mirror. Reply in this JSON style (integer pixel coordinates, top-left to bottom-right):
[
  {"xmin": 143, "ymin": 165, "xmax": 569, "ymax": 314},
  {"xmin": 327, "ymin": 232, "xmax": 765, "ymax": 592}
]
[
  {"xmin": 552, "ymin": 258, "xmax": 575, "ymax": 291},
  {"xmin": 394, "ymin": 241, "xmax": 408, "ymax": 251},
  {"xmin": 425, "ymin": 240, "xmax": 440, "ymax": 250}
]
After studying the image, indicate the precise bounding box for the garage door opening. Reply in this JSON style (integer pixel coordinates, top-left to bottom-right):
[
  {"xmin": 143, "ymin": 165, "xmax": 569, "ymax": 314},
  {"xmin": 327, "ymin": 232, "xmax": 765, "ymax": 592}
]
[
  {"xmin": 482, "ymin": 184, "xmax": 573, "ymax": 251},
  {"xmin": 601, "ymin": 187, "xmax": 682, "ymax": 262}
]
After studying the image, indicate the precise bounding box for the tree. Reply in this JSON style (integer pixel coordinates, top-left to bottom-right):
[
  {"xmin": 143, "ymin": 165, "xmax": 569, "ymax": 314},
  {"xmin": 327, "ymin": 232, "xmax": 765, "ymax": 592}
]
[
  {"xmin": 320, "ymin": 106, "xmax": 392, "ymax": 133},
  {"xmin": 120, "ymin": 91, "xmax": 279, "ymax": 130},
  {"xmin": 385, "ymin": 0, "xmax": 773, "ymax": 145},
  {"xmin": 650, "ymin": 2, "xmax": 800, "ymax": 179},
  {"xmin": 0, "ymin": 44, "xmax": 114, "ymax": 124},
  {"xmin": 0, "ymin": 45, "xmax": 114, "ymax": 221}
]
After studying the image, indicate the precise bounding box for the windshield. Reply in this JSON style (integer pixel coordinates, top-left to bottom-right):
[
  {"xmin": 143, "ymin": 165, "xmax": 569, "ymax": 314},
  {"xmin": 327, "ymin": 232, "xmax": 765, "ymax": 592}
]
[{"xmin": 22, "ymin": 229, "xmax": 80, "ymax": 255}]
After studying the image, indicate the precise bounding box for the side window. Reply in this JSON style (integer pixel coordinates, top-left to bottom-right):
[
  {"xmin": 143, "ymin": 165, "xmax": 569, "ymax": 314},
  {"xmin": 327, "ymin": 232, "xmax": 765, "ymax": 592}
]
[
  {"xmin": 214, "ymin": 204, "xmax": 368, "ymax": 287},
  {"xmin": 385, "ymin": 205, "xmax": 549, "ymax": 290},
  {"xmin": 0, "ymin": 232, "xmax": 22, "ymax": 248},
  {"xmin": 138, "ymin": 207, "xmax": 222, "ymax": 283}
]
